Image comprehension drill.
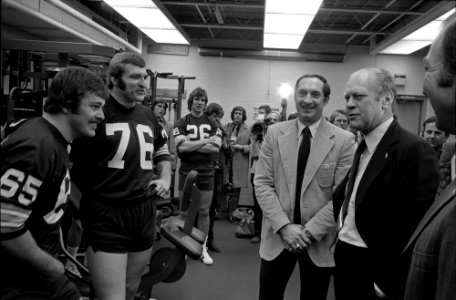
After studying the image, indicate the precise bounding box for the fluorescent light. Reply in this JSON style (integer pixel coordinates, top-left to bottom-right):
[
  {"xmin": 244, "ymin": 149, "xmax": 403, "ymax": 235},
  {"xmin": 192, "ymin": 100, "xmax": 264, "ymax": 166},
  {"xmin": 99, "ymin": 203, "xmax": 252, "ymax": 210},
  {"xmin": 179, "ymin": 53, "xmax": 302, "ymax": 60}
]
[
  {"xmin": 103, "ymin": 0, "xmax": 189, "ymax": 45},
  {"xmin": 380, "ymin": 8, "xmax": 455, "ymax": 55},
  {"xmin": 115, "ymin": 7, "xmax": 175, "ymax": 29},
  {"xmin": 142, "ymin": 29, "xmax": 189, "ymax": 44},
  {"xmin": 264, "ymin": 34, "xmax": 304, "ymax": 49},
  {"xmin": 380, "ymin": 40, "xmax": 432, "ymax": 55},
  {"xmin": 404, "ymin": 21, "xmax": 444, "ymax": 41},
  {"xmin": 265, "ymin": 0, "xmax": 321, "ymax": 15},
  {"xmin": 264, "ymin": 14, "xmax": 313, "ymax": 35},
  {"xmin": 263, "ymin": 0, "xmax": 323, "ymax": 49},
  {"xmin": 104, "ymin": 0, "xmax": 154, "ymax": 8}
]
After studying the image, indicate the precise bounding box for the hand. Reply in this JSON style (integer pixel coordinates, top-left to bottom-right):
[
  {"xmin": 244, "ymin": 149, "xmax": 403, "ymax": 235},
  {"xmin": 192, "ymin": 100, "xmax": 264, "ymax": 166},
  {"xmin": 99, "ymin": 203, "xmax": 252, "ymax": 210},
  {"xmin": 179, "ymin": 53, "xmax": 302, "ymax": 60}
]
[
  {"xmin": 281, "ymin": 98, "xmax": 287, "ymax": 108},
  {"xmin": 232, "ymin": 144, "xmax": 242, "ymax": 151},
  {"xmin": 149, "ymin": 178, "xmax": 170, "ymax": 198},
  {"xmin": 279, "ymin": 224, "xmax": 308, "ymax": 252}
]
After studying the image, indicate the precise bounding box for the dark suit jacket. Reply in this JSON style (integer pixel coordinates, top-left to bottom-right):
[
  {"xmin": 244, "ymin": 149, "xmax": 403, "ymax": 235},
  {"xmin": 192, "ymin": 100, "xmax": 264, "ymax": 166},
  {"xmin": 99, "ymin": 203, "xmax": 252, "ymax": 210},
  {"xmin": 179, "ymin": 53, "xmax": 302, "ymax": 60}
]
[
  {"xmin": 402, "ymin": 178, "xmax": 456, "ymax": 300},
  {"xmin": 333, "ymin": 120, "xmax": 439, "ymax": 298}
]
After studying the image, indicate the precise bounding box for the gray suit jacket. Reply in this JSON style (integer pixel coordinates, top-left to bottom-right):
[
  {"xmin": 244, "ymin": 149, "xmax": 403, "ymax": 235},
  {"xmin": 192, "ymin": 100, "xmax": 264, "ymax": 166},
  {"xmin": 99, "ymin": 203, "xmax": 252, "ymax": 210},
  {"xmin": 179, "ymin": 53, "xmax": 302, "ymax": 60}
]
[
  {"xmin": 402, "ymin": 178, "xmax": 456, "ymax": 300},
  {"xmin": 254, "ymin": 119, "xmax": 355, "ymax": 266}
]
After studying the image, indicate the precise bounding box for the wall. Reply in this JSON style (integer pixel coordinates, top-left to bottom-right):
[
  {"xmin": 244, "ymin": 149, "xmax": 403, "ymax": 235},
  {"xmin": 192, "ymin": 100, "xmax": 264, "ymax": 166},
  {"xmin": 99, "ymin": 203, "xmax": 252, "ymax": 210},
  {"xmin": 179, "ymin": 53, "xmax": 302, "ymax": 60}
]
[{"xmin": 143, "ymin": 45, "xmax": 431, "ymax": 126}]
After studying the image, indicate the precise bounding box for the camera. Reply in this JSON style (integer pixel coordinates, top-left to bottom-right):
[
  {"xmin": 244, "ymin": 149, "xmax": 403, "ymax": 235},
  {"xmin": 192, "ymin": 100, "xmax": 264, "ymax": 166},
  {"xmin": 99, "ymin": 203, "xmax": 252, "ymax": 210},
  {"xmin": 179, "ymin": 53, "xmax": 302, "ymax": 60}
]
[{"xmin": 251, "ymin": 122, "xmax": 265, "ymax": 142}]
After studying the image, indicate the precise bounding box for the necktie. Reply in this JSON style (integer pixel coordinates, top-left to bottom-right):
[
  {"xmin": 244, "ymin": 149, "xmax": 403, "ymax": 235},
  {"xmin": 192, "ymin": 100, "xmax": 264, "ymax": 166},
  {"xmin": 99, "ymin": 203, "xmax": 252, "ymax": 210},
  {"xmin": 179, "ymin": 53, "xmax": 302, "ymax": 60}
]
[
  {"xmin": 235, "ymin": 125, "xmax": 240, "ymax": 137},
  {"xmin": 341, "ymin": 139, "xmax": 367, "ymax": 221},
  {"xmin": 294, "ymin": 127, "xmax": 312, "ymax": 224}
]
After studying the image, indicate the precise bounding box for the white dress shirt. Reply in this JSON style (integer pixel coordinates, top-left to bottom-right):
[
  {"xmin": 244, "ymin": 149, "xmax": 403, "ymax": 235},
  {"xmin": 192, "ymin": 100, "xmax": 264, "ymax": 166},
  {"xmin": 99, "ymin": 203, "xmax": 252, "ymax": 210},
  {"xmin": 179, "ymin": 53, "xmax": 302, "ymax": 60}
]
[
  {"xmin": 338, "ymin": 117, "xmax": 394, "ymax": 247},
  {"xmin": 297, "ymin": 117, "xmax": 321, "ymax": 146}
]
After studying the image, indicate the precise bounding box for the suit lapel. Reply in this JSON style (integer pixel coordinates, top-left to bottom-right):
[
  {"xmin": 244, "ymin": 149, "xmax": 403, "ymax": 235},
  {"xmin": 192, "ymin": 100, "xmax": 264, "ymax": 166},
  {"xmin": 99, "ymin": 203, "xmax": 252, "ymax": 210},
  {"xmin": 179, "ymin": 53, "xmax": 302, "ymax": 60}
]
[
  {"xmin": 278, "ymin": 121, "xmax": 299, "ymax": 201},
  {"xmin": 301, "ymin": 120, "xmax": 334, "ymax": 195},
  {"xmin": 355, "ymin": 120, "xmax": 399, "ymax": 209},
  {"xmin": 402, "ymin": 178, "xmax": 456, "ymax": 254}
]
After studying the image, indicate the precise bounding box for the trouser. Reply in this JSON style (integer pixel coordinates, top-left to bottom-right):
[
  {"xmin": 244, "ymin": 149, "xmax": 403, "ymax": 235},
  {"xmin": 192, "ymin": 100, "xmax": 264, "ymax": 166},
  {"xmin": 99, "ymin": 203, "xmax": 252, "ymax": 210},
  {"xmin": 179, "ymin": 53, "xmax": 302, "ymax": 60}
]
[
  {"xmin": 259, "ymin": 249, "xmax": 332, "ymax": 300},
  {"xmin": 334, "ymin": 240, "xmax": 388, "ymax": 300},
  {"xmin": 251, "ymin": 173, "xmax": 262, "ymax": 236}
]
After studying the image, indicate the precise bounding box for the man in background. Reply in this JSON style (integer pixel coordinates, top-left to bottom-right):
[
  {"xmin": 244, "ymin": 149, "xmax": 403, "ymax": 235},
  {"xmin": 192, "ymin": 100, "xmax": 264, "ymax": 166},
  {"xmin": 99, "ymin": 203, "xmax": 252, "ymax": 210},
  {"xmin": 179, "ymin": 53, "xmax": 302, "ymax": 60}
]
[
  {"xmin": 151, "ymin": 99, "xmax": 177, "ymax": 196},
  {"xmin": 421, "ymin": 116, "xmax": 449, "ymax": 159},
  {"xmin": 403, "ymin": 13, "xmax": 456, "ymax": 300},
  {"xmin": 205, "ymin": 102, "xmax": 226, "ymax": 253},
  {"xmin": 173, "ymin": 87, "xmax": 222, "ymax": 265},
  {"xmin": 329, "ymin": 108, "xmax": 349, "ymax": 131}
]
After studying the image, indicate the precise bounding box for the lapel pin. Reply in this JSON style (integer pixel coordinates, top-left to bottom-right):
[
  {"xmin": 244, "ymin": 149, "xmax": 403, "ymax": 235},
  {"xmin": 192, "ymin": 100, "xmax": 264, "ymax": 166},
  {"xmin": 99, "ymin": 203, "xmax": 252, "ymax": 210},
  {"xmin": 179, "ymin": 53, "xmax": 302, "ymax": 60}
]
[{"xmin": 385, "ymin": 153, "xmax": 389, "ymax": 159}]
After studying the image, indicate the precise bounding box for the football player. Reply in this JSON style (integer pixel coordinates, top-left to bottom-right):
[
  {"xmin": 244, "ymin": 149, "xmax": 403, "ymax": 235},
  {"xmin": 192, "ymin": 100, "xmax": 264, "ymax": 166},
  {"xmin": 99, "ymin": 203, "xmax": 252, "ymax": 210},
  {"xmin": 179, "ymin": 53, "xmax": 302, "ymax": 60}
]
[
  {"xmin": 173, "ymin": 87, "xmax": 222, "ymax": 265},
  {"xmin": 70, "ymin": 52, "xmax": 171, "ymax": 300},
  {"xmin": 1, "ymin": 67, "xmax": 108, "ymax": 300}
]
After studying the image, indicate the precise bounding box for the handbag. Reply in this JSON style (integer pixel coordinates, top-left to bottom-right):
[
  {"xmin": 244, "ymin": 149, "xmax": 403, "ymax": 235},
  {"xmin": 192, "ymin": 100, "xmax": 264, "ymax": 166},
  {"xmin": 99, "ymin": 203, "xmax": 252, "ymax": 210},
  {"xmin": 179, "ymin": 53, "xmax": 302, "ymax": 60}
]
[{"xmin": 234, "ymin": 207, "xmax": 255, "ymax": 238}]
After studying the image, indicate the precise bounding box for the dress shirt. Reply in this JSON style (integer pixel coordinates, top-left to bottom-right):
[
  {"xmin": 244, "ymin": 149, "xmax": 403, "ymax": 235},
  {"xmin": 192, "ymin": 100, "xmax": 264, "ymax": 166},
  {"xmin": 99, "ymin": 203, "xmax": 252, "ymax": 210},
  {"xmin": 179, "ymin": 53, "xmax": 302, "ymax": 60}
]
[
  {"xmin": 338, "ymin": 117, "xmax": 394, "ymax": 247},
  {"xmin": 297, "ymin": 117, "xmax": 321, "ymax": 146}
]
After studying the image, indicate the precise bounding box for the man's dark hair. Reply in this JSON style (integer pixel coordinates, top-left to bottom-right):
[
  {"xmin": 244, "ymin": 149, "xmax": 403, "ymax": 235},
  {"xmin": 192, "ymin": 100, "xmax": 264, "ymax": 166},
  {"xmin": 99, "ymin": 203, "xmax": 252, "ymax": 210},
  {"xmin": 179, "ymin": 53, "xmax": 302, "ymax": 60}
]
[
  {"xmin": 151, "ymin": 99, "xmax": 168, "ymax": 111},
  {"xmin": 205, "ymin": 102, "xmax": 224, "ymax": 118},
  {"xmin": 439, "ymin": 14, "xmax": 456, "ymax": 87},
  {"xmin": 294, "ymin": 74, "xmax": 331, "ymax": 99},
  {"xmin": 231, "ymin": 106, "xmax": 247, "ymax": 122},
  {"xmin": 107, "ymin": 52, "xmax": 146, "ymax": 89},
  {"xmin": 422, "ymin": 116, "xmax": 449, "ymax": 137},
  {"xmin": 187, "ymin": 87, "xmax": 208, "ymax": 110},
  {"xmin": 45, "ymin": 66, "xmax": 109, "ymax": 114},
  {"xmin": 258, "ymin": 104, "xmax": 272, "ymax": 115}
]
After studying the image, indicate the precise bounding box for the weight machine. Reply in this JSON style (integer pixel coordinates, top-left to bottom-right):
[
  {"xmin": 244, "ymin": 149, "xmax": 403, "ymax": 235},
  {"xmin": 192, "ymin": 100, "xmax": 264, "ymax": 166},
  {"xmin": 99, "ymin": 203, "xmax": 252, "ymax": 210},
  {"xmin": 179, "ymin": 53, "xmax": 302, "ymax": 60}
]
[
  {"xmin": 1, "ymin": 39, "xmax": 115, "ymax": 124},
  {"xmin": 144, "ymin": 69, "xmax": 195, "ymax": 120}
]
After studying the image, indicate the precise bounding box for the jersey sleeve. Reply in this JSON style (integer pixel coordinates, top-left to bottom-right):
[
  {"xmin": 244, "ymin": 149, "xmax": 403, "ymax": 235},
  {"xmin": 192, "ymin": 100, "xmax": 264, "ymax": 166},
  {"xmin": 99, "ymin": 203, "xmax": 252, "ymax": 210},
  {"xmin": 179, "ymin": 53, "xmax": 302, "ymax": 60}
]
[
  {"xmin": 173, "ymin": 118, "xmax": 187, "ymax": 138},
  {"xmin": 1, "ymin": 142, "xmax": 46, "ymax": 239},
  {"xmin": 208, "ymin": 117, "xmax": 223, "ymax": 147},
  {"xmin": 152, "ymin": 117, "xmax": 170, "ymax": 164}
]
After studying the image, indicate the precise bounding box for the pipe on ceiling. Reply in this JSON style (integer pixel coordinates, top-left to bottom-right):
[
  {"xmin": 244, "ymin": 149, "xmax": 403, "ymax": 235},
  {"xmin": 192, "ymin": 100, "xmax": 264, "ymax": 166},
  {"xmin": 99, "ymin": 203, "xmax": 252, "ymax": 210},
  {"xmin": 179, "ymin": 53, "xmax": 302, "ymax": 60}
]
[{"xmin": 47, "ymin": 0, "xmax": 141, "ymax": 54}]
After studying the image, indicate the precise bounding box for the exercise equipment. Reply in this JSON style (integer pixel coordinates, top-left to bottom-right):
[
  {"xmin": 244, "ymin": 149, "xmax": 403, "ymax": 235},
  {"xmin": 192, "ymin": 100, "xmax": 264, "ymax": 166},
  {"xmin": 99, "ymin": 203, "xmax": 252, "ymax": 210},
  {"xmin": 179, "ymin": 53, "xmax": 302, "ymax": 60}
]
[
  {"xmin": 145, "ymin": 69, "xmax": 195, "ymax": 120},
  {"xmin": 135, "ymin": 169, "xmax": 205, "ymax": 299}
]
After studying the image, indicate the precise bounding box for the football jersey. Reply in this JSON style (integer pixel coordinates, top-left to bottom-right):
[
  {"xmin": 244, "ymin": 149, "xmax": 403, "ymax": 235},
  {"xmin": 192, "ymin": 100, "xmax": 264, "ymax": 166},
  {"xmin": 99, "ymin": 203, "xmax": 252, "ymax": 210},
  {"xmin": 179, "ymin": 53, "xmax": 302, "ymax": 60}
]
[
  {"xmin": 70, "ymin": 95, "xmax": 170, "ymax": 202},
  {"xmin": 173, "ymin": 113, "xmax": 223, "ymax": 172},
  {"xmin": 1, "ymin": 117, "xmax": 71, "ymax": 286}
]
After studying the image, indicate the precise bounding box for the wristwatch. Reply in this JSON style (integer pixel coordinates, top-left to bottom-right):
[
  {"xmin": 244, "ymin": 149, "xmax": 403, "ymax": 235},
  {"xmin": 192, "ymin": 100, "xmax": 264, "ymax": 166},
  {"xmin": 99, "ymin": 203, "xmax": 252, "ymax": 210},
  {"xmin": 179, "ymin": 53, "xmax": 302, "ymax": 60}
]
[{"xmin": 304, "ymin": 229, "xmax": 316, "ymax": 243}]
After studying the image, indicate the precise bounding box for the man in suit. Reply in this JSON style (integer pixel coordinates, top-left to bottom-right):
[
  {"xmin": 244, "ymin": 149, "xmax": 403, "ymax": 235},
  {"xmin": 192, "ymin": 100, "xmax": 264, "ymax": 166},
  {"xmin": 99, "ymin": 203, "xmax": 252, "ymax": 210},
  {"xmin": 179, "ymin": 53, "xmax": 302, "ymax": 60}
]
[
  {"xmin": 255, "ymin": 74, "xmax": 356, "ymax": 300},
  {"xmin": 402, "ymin": 13, "xmax": 456, "ymax": 300},
  {"xmin": 333, "ymin": 67, "xmax": 439, "ymax": 300}
]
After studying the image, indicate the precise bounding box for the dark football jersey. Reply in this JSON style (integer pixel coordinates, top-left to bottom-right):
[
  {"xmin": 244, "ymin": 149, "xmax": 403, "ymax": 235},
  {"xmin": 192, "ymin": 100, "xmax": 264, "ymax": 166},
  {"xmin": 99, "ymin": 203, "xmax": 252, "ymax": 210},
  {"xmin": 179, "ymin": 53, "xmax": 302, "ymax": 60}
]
[
  {"xmin": 173, "ymin": 113, "xmax": 223, "ymax": 172},
  {"xmin": 70, "ymin": 96, "xmax": 170, "ymax": 202},
  {"xmin": 0, "ymin": 117, "xmax": 71, "ymax": 286}
]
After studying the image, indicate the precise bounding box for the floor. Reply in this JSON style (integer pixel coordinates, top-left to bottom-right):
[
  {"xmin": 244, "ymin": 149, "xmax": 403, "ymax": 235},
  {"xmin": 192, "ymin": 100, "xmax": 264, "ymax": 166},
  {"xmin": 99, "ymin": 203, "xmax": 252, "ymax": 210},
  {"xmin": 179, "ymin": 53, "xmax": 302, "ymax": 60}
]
[{"xmin": 150, "ymin": 218, "xmax": 335, "ymax": 300}]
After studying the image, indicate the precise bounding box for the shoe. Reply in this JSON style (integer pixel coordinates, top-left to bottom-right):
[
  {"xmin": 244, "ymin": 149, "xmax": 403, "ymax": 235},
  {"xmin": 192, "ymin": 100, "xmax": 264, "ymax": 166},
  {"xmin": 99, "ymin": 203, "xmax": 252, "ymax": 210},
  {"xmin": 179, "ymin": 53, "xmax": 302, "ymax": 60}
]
[
  {"xmin": 207, "ymin": 239, "xmax": 221, "ymax": 253},
  {"xmin": 250, "ymin": 236, "xmax": 261, "ymax": 244},
  {"xmin": 201, "ymin": 247, "xmax": 213, "ymax": 265},
  {"xmin": 65, "ymin": 261, "xmax": 82, "ymax": 279}
]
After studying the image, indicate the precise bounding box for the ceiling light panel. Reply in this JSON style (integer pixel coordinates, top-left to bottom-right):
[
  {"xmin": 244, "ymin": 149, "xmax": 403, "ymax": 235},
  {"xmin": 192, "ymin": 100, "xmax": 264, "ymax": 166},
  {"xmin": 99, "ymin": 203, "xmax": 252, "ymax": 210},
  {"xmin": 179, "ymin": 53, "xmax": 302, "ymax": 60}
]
[
  {"xmin": 264, "ymin": 14, "xmax": 313, "ymax": 35},
  {"xmin": 379, "ymin": 8, "xmax": 455, "ymax": 55},
  {"xmin": 103, "ymin": 0, "xmax": 189, "ymax": 44},
  {"xmin": 265, "ymin": 0, "xmax": 321, "ymax": 15},
  {"xmin": 264, "ymin": 34, "xmax": 304, "ymax": 49},
  {"xmin": 263, "ymin": 0, "xmax": 323, "ymax": 49}
]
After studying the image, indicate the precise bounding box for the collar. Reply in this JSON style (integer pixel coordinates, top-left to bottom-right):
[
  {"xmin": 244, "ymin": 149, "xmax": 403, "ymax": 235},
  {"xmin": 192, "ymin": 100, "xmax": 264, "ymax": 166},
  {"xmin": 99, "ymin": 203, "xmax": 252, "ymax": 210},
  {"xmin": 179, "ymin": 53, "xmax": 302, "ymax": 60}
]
[
  {"xmin": 297, "ymin": 117, "xmax": 322, "ymax": 138},
  {"xmin": 364, "ymin": 117, "xmax": 394, "ymax": 154}
]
